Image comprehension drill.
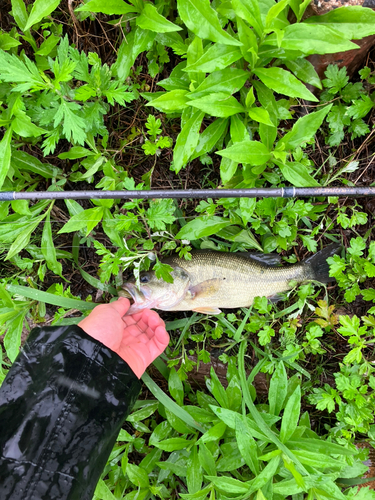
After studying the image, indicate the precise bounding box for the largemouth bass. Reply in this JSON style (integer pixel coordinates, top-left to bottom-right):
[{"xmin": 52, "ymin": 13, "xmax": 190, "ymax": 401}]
[{"xmin": 119, "ymin": 244, "xmax": 341, "ymax": 315}]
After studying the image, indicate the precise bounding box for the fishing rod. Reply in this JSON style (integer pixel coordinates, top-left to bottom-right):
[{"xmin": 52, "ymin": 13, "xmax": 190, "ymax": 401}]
[{"xmin": 0, "ymin": 186, "xmax": 375, "ymax": 201}]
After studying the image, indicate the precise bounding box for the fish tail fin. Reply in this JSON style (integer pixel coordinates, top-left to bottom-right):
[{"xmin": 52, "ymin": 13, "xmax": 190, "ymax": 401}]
[{"xmin": 304, "ymin": 243, "xmax": 342, "ymax": 283}]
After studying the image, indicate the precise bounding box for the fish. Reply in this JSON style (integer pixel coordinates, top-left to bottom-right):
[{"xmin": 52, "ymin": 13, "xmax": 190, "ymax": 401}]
[{"xmin": 119, "ymin": 243, "xmax": 341, "ymax": 315}]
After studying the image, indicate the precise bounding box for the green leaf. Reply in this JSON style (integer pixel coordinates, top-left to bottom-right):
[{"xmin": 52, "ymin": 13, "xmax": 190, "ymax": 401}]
[
  {"xmin": 265, "ymin": 0, "xmax": 290, "ymax": 28},
  {"xmin": 142, "ymin": 372, "xmax": 205, "ymax": 432},
  {"xmin": 75, "ymin": 0, "xmax": 137, "ymax": 14},
  {"xmin": 205, "ymin": 476, "xmax": 249, "ymax": 494},
  {"xmin": 137, "ymin": 3, "xmax": 182, "ymax": 32},
  {"xmin": 277, "ymin": 161, "xmax": 320, "ymax": 187},
  {"xmin": 126, "ymin": 463, "xmax": 149, "ymax": 488},
  {"xmin": 24, "ymin": 0, "xmax": 61, "ymax": 31},
  {"xmin": 248, "ymin": 107, "xmax": 273, "ymax": 125},
  {"xmin": 0, "ymin": 34, "xmax": 21, "ymax": 50},
  {"xmin": 269, "ymin": 361, "xmax": 287, "ymax": 416},
  {"xmin": 12, "ymin": 111, "xmax": 47, "ymax": 138},
  {"xmin": 280, "ymin": 386, "xmax": 301, "ymax": 443},
  {"xmin": 278, "ymin": 104, "xmax": 332, "ymax": 150},
  {"xmin": 305, "ymin": 6, "xmax": 375, "ymax": 39},
  {"xmin": 192, "ymin": 68, "xmax": 249, "ymax": 99},
  {"xmin": 217, "ymin": 140, "xmax": 271, "ymax": 166},
  {"xmin": 189, "ymin": 92, "xmax": 244, "ymax": 118},
  {"xmin": 279, "ymin": 23, "xmax": 359, "ymax": 55},
  {"xmin": 0, "ymin": 128, "xmax": 12, "ymax": 190},
  {"xmin": 247, "ymin": 456, "xmax": 281, "ymax": 495},
  {"xmin": 42, "ymin": 211, "xmax": 63, "ymax": 276},
  {"xmin": 235, "ymin": 414, "xmax": 259, "ymax": 475},
  {"xmin": 191, "ymin": 118, "xmax": 228, "ymax": 160},
  {"xmin": 176, "ymin": 216, "xmax": 232, "ymax": 240},
  {"xmin": 113, "ymin": 28, "xmax": 155, "ymax": 81},
  {"xmin": 95, "ymin": 480, "xmax": 116, "ymax": 500},
  {"xmin": 11, "ymin": 0, "xmax": 28, "ymax": 31},
  {"xmin": 4, "ymin": 311, "xmax": 25, "ymax": 362},
  {"xmin": 6, "ymin": 284, "xmax": 96, "ymax": 311},
  {"xmin": 187, "ymin": 445, "xmax": 202, "ymax": 494},
  {"xmin": 168, "ymin": 368, "xmax": 184, "ymax": 406},
  {"xmin": 284, "ymin": 58, "xmax": 322, "ymax": 89},
  {"xmin": 253, "ymin": 67, "xmax": 318, "ymax": 102},
  {"xmin": 173, "ymin": 110, "xmax": 204, "ymax": 173},
  {"xmin": 183, "ymin": 44, "xmax": 243, "ymax": 73},
  {"xmin": 232, "ymin": 0, "xmax": 262, "ymax": 38},
  {"xmin": 199, "ymin": 443, "xmax": 216, "ymax": 476},
  {"xmin": 58, "ymin": 207, "xmax": 104, "ymax": 235},
  {"xmin": 154, "ymin": 437, "xmax": 192, "ymax": 452},
  {"xmin": 6, "ymin": 212, "xmax": 47, "ymax": 260},
  {"xmin": 146, "ymin": 89, "xmax": 190, "ymax": 113},
  {"xmin": 177, "ymin": 0, "xmax": 241, "ymax": 46}
]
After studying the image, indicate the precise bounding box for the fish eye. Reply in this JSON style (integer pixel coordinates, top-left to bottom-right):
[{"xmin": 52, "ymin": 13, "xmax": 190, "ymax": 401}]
[{"xmin": 140, "ymin": 274, "xmax": 149, "ymax": 283}]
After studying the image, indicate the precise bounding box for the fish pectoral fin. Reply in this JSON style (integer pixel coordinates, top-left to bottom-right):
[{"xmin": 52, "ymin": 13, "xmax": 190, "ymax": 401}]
[
  {"xmin": 189, "ymin": 278, "xmax": 221, "ymax": 299},
  {"xmin": 192, "ymin": 306, "xmax": 222, "ymax": 315},
  {"xmin": 267, "ymin": 293, "xmax": 284, "ymax": 303}
]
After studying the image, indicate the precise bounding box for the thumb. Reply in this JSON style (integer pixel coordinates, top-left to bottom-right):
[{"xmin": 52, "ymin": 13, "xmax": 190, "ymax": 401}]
[{"xmin": 111, "ymin": 297, "xmax": 131, "ymax": 316}]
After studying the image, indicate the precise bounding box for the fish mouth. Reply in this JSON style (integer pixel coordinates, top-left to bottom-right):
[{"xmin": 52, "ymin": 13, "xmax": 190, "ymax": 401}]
[{"xmin": 118, "ymin": 283, "xmax": 145, "ymax": 304}]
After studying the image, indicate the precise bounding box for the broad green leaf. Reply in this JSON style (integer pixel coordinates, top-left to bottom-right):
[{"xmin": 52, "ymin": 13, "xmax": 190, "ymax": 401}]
[
  {"xmin": 235, "ymin": 414, "xmax": 259, "ymax": 475},
  {"xmin": 12, "ymin": 112, "xmax": 47, "ymax": 138},
  {"xmin": 220, "ymin": 148, "xmax": 237, "ymax": 184},
  {"xmin": 11, "ymin": 0, "xmax": 28, "ymax": 31},
  {"xmin": 113, "ymin": 28, "xmax": 155, "ymax": 81},
  {"xmin": 205, "ymin": 475, "xmax": 249, "ymax": 494},
  {"xmin": 153, "ymin": 437, "xmax": 192, "ymax": 452},
  {"xmin": 95, "ymin": 480, "xmax": 116, "ymax": 500},
  {"xmin": 24, "ymin": 0, "xmax": 61, "ymax": 31},
  {"xmin": 253, "ymin": 67, "xmax": 318, "ymax": 102},
  {"xmin": 247, "ymin": 456, "xmax": 281, "ymax": 495},
  {"xmin": 208, "ymin": 367, "xmax": 229, "ymax": 407},
  {"xmin": 192, "ymin": 68, "xmax": 249, "ymax": 99},
  {"xmin": 277, "ymin": 161, "xmax": 320, "ymax": 187},
  {"xmin": 142, "ymin": 372, "xmax": 205, "ymax": 432},
  {"xmin": 292, "ymin": 450, "xmax": 346, "ymax": 469},
  {"xmin": 168, "ymin": 368, "xmax": 184, "ymax": 406},
  {"xmin": 284, "ymin": 58, "xmax": 322, "ymax": 89},
  {"xmin": 0, "ymin": 128, "xmax": 12, "ymax": 190},
  {"xmin": 126, "ymin": 464, "xmax": 149, "ymax": 488},
  {"xmin": 75, "ymin": 0, "xmax": 137, "ymax": 14},
  {"xmin": 184, "ymin": 44, "xmax": 243, "ymax": 73},
  {"xmin": 58, "ymin": 147, "xmax": 96, "ymax": 160},
  {"xmin": 176, "ymin": 216, "xmax": 232, "ymax": 240},
  {"xmin": 187, "ymin": 445, "xmax": 202, "ymax": 494},
  {"xmin": 6, "ymin": 212, "xmax": 47, "ymax": 260},
  {"xmin": 265, "ymin": 0, "xmax": 290, "ymax": 28},
  {"xmin": 4, "ymin": 311, "xmax": 25, "ymax": 362},
  {"xmin": 288, "ymin": 438, "xmax": 356, "ymax": 456},
  {"xmin": 217, "ymin": 140, "xmax": 271, "ymax": 166},
  {"xmin": 259, "ymin": 123, "xmax": 277, "ymax": 150},
  {"xmin": 6, "ymin": 284, "xmax": 96, "ymax": 311},
  {"xmin": 268, "ymin": 361, "xmax": 287, "ymax": 416},
  {"xmin": 232, "ymin": 0, "xmax": 262, "ymax": 37},
  {"xmin": 199, "ymin": 421, "xmax": 227, "ymax": 443},
  {"xmin": 137, "ymin": 3, "xmax": 182, "ymax": 32},
  {"xmin": 279, "ymin": 24, "xmax": 359, "ymax": 55},
  {"xmin": 147, "ymin": 89, "xmax": 190, "ymax": 113},
  {"xmin": 280, "ymin": 386, "xmax": 301, "ymax": 443},
  {"xmin": 0, "ymin": 283, "xmax": 14, "ymax": 308},
  {"xmin": 58, "ymin": 207, "xmax": 104, "ymax": 235},
  {"xmin": 177, "ymin": 0, "xmax": 241, "ymax": 46},
  {"xmin": 305, "ymin": 6, "xmax": 375, "ymax": 39},
  {"xmin": 199, "ymin": 444, "xmax": 216, "ymax": 476},
  {"xmin": 230, "ymin": 113, "xmax": 248, "ymax": 143},
  {"xmin": 277, "ymin": 104, "xmax": 332, "ymax": 150},
  {"xmin": 34, "ymin": 33, "xmax": 60, "ymax": 56},
  {"xmin": 173, "ymin": 110, "xmax": 204, "ymax": 173},
  {"xmin": 0, "ymin": 34, "xmax": 21, "ymax": 50},
  {"xmin": 189, "ymin": 92, "xmax": 245, "ymax": 118},
  {"xmin": 42, "ymin": 211, "xmax": 63, "ymax": 276},
  {"xmin": 248, "ymin": 107, "xmax": 273, "ymax": 125},
  {"xmin": 191, "ymin": 118, "xmax": 228, "ymax": 160}
]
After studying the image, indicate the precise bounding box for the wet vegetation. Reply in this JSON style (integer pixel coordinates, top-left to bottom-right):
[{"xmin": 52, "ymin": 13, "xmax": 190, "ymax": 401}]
[{"xmin": 1, "ymin": 0, "xmax": 375, "ymax": 498}]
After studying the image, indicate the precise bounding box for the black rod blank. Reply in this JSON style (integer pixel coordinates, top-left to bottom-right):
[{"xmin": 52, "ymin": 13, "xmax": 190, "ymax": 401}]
[{"xmin": 1, "ymin": 186, "xmax": 375, "ymax": 201}]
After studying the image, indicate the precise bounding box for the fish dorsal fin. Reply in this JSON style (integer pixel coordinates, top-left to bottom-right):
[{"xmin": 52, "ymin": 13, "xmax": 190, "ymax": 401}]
[
  {"xmin": 193, "ymin": 306, "xmax": 222, "ymax": 314},
  {"xmin": 189, "ymin": 278, "xmax": 222, "ymax": 299},
  {"xmin": 236, "ymin": 252, "xmax": 282, "ymax": 267}
]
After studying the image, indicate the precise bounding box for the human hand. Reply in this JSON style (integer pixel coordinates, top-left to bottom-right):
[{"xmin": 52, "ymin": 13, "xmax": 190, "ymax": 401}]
[{"xmin": 78, "ymin": 298, "xmax": 169, "ymax": 378}]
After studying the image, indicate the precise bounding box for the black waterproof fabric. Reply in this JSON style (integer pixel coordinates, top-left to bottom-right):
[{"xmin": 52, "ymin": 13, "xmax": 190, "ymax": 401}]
[{"xmin": 0, "ymin": 325, "xmax": 142, "ymax": 500}]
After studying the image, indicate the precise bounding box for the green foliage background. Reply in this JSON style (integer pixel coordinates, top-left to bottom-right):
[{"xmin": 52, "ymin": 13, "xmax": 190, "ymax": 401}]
[{"xmin": 1, "ymin": 0, "xmax": 375, "ymax": 498}]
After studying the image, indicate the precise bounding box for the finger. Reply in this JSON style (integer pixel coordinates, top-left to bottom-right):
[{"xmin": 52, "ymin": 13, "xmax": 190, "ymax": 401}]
[
  {"xmin": 140, "ymin": 309, "xmax": 166, "ymax": 331},
  {"xmin": 147, "ymin": 326, "xmax": 170, "ymax": 360},
  {"xmin": 110, "ymin": 298, "xmax": 131, "ymax": 316}
]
